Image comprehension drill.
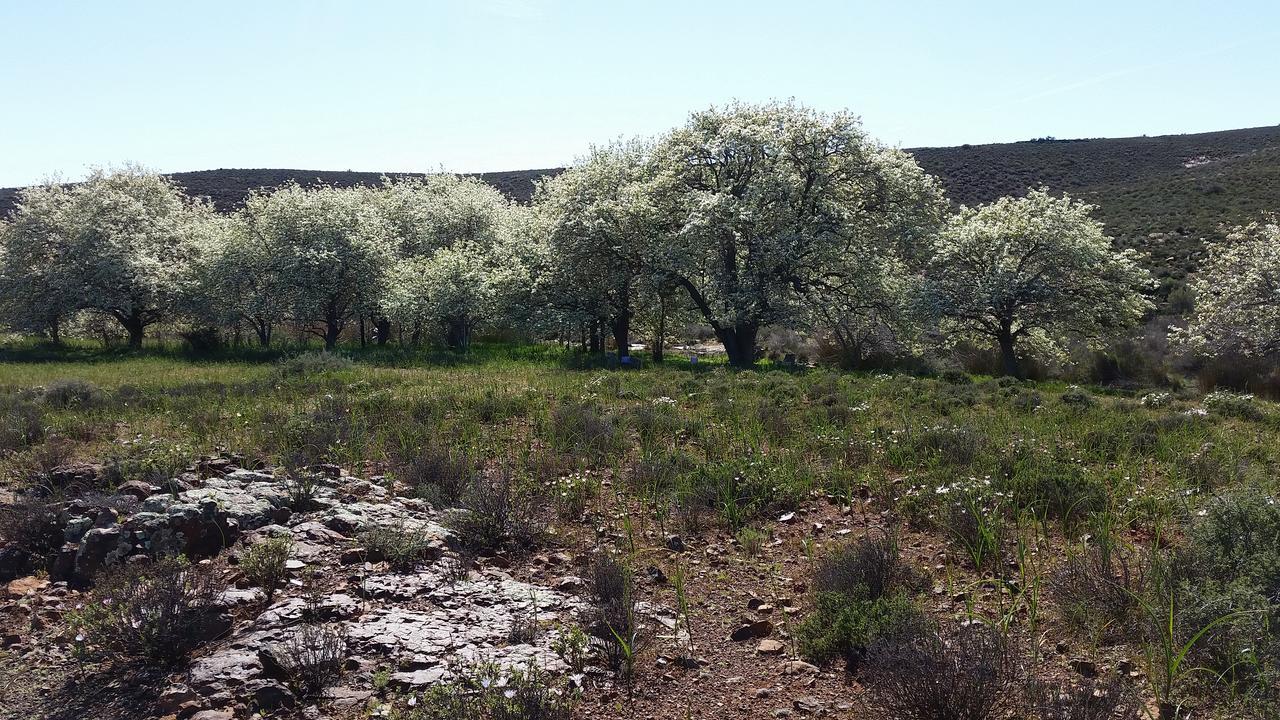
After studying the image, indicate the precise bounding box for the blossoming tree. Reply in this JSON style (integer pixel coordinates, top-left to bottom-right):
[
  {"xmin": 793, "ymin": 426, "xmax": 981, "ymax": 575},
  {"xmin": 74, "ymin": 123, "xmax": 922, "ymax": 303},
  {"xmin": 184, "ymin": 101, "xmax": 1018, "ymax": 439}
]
[
  {"xmin": 647, "ymin": 101, "xmax": 946, "ymax": 366},
  {"xmin": 0, "ymin": 167, "xmax": 211, "ymax": 348},
  {"xmin": 1173, "ymin": 220, "xmax": 1280, "ymax": 358},
  {"xmin": 244, "ymin": 183, "xmax": 393, "ymax": 349},
  {"xmin": 923, "ymin": 188, "xmax": 1153, "ymax": 377}
]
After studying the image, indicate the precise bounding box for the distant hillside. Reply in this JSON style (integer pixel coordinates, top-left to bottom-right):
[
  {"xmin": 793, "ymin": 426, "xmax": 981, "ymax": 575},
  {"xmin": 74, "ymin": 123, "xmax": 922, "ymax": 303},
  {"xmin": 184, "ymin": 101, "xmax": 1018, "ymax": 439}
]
[
  {"xmin": 3, "ymin": 125, "xmax": 1278, "ymax": 290},
  {"xmin": 908, "ymin": 125, "xmax": 1280, "ymax": 289}
]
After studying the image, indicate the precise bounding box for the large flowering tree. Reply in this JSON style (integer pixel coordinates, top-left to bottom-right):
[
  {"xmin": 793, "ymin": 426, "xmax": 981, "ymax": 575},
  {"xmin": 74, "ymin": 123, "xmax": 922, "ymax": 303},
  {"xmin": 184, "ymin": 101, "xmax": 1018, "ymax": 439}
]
[
  {"xmin": 1172, "ymin": 220, "xmax": 1280, "ymax": 358},
  {"xmin": 924, "ymin": 188, "xmax": 1153, "ymax": 377},
  {"xmin": 535, "ymin": 140, "xmax": 662, "ymax": 355},
  {"xmin": 189, "ymin": 213, "xmax": 289, "ymax": 346},
  {"xmin": 245, "ymin": 183, "xmax": 393, "ymax": 349},
  {"xmin": 0, "ymin": 214, "xmax": 74, "ymax": 342},
  {"xmin": 378, "ymin": 175, "xmax": 525, "ymax": 350},
  {"xmin": 648, "ymin": 101, "xmax": 946, "ymax": 366},
  {"xmin": 0, "ymin": 167, "xmax": 211, "ymax": 348}
]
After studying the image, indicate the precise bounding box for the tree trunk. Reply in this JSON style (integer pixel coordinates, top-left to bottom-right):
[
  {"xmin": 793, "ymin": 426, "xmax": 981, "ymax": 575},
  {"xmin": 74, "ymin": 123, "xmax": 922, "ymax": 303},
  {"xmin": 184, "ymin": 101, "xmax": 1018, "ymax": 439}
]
[
  {"xmin": 717, "ymin": 323, "xmax": 759, "ymax": 368},
  {"xmin": 121, "ymin": 311, "xmax": 146, "ymax": 350},
  {"xmin": 374, "ymin": 318, "xmax": 391, "ymax": 346},
  {"xmin": 323, "ymin": 307, "xmax": 341, "ymax": 350},
  {"xmin": 653, "ymin": 300, "xmax": 666, "ymax": 364},
  {"xmin": 588, "ymin": 320, "xmax": 602, "ymax": 354},
  {"xmin": 255, "ymin": 321, "xmax": 272, "ymax": 348},
  {"xmin": 610, "ymin": 312, "xmax": 630, "ymax": 359},
  {"xmin": 997, "ymin": 328, "xmax": 1021, "ymax": 379},
  {"xmin": 359, "ymin": 316, "xmax": 367, "ymax": 348},
  {"xmin": 444, "ymin": 318, "xmax": 471, "ymax": 352}
]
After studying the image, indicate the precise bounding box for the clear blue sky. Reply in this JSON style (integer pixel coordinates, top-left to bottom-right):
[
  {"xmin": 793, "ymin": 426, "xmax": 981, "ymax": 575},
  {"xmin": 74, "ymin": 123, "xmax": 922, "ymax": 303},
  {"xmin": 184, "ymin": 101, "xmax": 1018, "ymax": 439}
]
[{"xmin": 1, "ymin": 0, "xmax": 1276, "ymax": 187}]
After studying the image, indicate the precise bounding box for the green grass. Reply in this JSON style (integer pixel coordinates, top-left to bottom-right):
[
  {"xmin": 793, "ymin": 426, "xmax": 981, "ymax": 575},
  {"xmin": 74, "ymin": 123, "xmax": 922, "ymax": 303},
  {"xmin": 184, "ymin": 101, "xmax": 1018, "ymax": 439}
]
[{"xmin": 4, "ymin": 345, "xmax": 1275, "ymax": 526}]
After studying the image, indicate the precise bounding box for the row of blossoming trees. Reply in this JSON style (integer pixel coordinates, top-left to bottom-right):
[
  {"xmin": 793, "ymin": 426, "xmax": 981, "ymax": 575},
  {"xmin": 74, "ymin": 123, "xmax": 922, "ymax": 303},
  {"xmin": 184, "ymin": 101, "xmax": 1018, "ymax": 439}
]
[{"xmin": 0, "ymin": 101, "xmax": 1274, "ymax": 374}]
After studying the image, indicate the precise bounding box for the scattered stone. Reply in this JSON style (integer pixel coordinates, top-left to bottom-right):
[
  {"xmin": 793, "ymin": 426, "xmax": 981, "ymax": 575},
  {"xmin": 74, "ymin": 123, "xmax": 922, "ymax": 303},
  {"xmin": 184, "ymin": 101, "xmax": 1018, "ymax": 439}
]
[
  {"xmin": 155, "ymin": 684, "xmax": 203, "ymax": 715},
  {"xmin": 116, "ymin": 480, "xmax": 156, "ymax": 501},
  {"xmin": 246, "ymin": 679, "xmax": 295, "ymax": 710},
  {"xmin": 6, "ymin": 575, "xmax": 48, "ymax": 598},
  {"xmin": 757, "ymin": 639, "xmax": 785, "ymax": 655},
  {"xmin": 729, "ymin": 620, "xmax": 774, "ymax": 642},
  {"xmin": 391, "ymin": 667, "xmax": 447, "ymax": 688},
  {"xmin": 1069, "ymin": 658, "xmax": 1099, "ymax": 678},
  {"xmin": 781, "ymin": 660, "xmax": 819, "ymax": 675},
  {"xmin": 794, "ymin": 696, "xmax": 824, "ymax": 714},
  {"xmin": 189, "ymin": 712, "xmax": 235, "ymax": 720},
  {"xmin": 553, "ymin": 576, "xmax": 585, "ymax": 592}
]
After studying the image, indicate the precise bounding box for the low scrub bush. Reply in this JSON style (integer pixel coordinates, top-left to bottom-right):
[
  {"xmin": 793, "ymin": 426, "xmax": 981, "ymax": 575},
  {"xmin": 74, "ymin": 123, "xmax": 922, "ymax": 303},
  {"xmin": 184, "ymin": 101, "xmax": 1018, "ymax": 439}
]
[
  {"xmin": 359, "ymin": 522, "xmax": 437, "ymax": 571},
  {"xmin": 0, "ymin": 390, "xmax": 44, "ymax": 453},
  {"xmin": 1059, "ymin": 386, "xmax": 1094, "ymax": 408},
  {"xmin": 797, "ymin": 537, "xmax": 925, "ymax": 668},
  {"xmin": 271, "ymin": 623, "xmax": 346, "ymax": 698},
  {"xmin": 240, "ymin": 536, "xmax": 293, "ymax": 599},
  {"xmin": 1048, "ymin": 543, "xmax": 1146, "ymax": 644},
  {"xmin": 1028, "ymin": 676, "xmax": 1134, "ymax": 720},
  {"xmin": 912, "ymin": 425, "xmax": 982, "ymax": 466},
  {"xmin": 272, "ymin": 351, "xmax": 354, "ymax": 378},
  {"xmin": 447, "ymin": 468, "xmax": 535, "ymax": 552},
  {"xmin": 397, "ymin": 660, "xmax": 578, "ymax": 720},
  {"xmin": 397, "ymin": 441, "xmax": 474, "ymax": 508},
  {"xmin": 0, "ymin": 491, "xmax": 62, "ymax": 575},
  {"xmin": 680, "ymin": 455, "xmax": 807, "ymax": 530},
  {"xmin": 587, "ymin": 554, "xmax": 651, "ymax": 682},
  {"xmin": 69, "ymin": 556, "xmax": 228, "ymax": 666},
  {"xmin": 40, "ymin": 378, "xmax": 106, "ymax": 409},
  {"xmin": 861, "ymin": 623, "xmax": 1023, "ymax": 720},
  {"xmin": 547, "ymin": 400, "xmax": 626, "ymax": 457},
  {"xmin": 735, "ymin": 525, "xmax": 767, "ymax": 557},
  {"xmin": 281, "ymin": 471, "xmax": 325, "ymax": 511},
  {"xmin": 943, "ymin": 491, "xmax": 1006, "ymax": 572}
]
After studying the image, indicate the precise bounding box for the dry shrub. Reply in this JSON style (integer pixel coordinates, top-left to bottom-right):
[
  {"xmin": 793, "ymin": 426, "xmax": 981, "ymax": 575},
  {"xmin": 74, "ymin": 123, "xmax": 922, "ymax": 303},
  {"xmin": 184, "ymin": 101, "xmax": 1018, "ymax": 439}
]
[
  {"xmin": 272, "ymin": 623, "xmax": 346, "ymax": 697},
  {"xmin": 69, "ymin": 556, "xmax": 228, "ymax": 666},
  {"xmin": 861, "ymin": 623, "xmax": 1023, "ymax": 720}
]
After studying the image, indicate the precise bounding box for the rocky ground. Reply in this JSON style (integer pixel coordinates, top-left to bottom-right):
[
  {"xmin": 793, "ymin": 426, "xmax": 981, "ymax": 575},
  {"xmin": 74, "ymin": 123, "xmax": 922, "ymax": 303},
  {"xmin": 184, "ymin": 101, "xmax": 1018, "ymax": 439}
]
[{"xmin": 2, "ymin": 452, "xmax": 1133, "ymax": 720}]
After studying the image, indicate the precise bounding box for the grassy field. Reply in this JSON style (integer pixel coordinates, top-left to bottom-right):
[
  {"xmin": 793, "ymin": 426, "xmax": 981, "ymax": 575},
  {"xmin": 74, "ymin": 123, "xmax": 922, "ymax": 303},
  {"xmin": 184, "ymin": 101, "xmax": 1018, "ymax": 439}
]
[{"xmin": 2, "ymin": 344, "xmax": 1279, "ymax": 718}]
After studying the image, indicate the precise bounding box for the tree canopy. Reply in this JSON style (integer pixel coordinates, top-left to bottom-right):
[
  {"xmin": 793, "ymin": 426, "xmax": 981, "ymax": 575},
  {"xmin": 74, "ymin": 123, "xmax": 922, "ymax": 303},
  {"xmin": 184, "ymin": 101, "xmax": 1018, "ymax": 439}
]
[
  {"xmin": 0, "ymin": 167, "xmax": 212, "ymax": 347},
  {"xmin": 0, "ymin": 105, "xmax": 1186, "ymax": 376},
  {"xmin": 646, "ymin": 101, "xmax": 947, "ymax": 366},
  {"xmin": 923, "ymin": 188, "xmax": 1153, "ymax": 377},
  {"xmin": 1173, "ymin": 220, "xmax": 1280, "ymax": 359}
]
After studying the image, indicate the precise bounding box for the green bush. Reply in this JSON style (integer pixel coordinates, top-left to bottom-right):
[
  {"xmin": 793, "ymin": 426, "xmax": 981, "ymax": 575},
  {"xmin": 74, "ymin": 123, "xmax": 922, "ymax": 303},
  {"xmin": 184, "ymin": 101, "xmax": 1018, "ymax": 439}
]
[
  {"xmin": 395, "ymin": 660, "xmax": 578, "ymax": 720},
  {"xmin": 912, "ymin": 425, "xmax": 982, "ymax": 466},
  {"xmin": 1201, "ymin": 390, "xmax": 1264, "ymax": 420},
  {"xmin": 797, "ymin": 537, "xmax": 925, "ymax": 667},
  {"xmin": 797, "ymin": 592, "xmax": 924, "ymax": 667},
  {"xmin": 240, "ymin": 536, "xmax": 293, "ymax": 598},
  {"xmin": 1160, "ymin": 490, "xmax": 1280, "ymax": 703},
  {"xmin": 359, "ymin": 522, "xmax": 437, "ymax": 571},
  {"xmin": 1006, "ymin": 461, "xmax": 1109, "ymax": 526}
]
